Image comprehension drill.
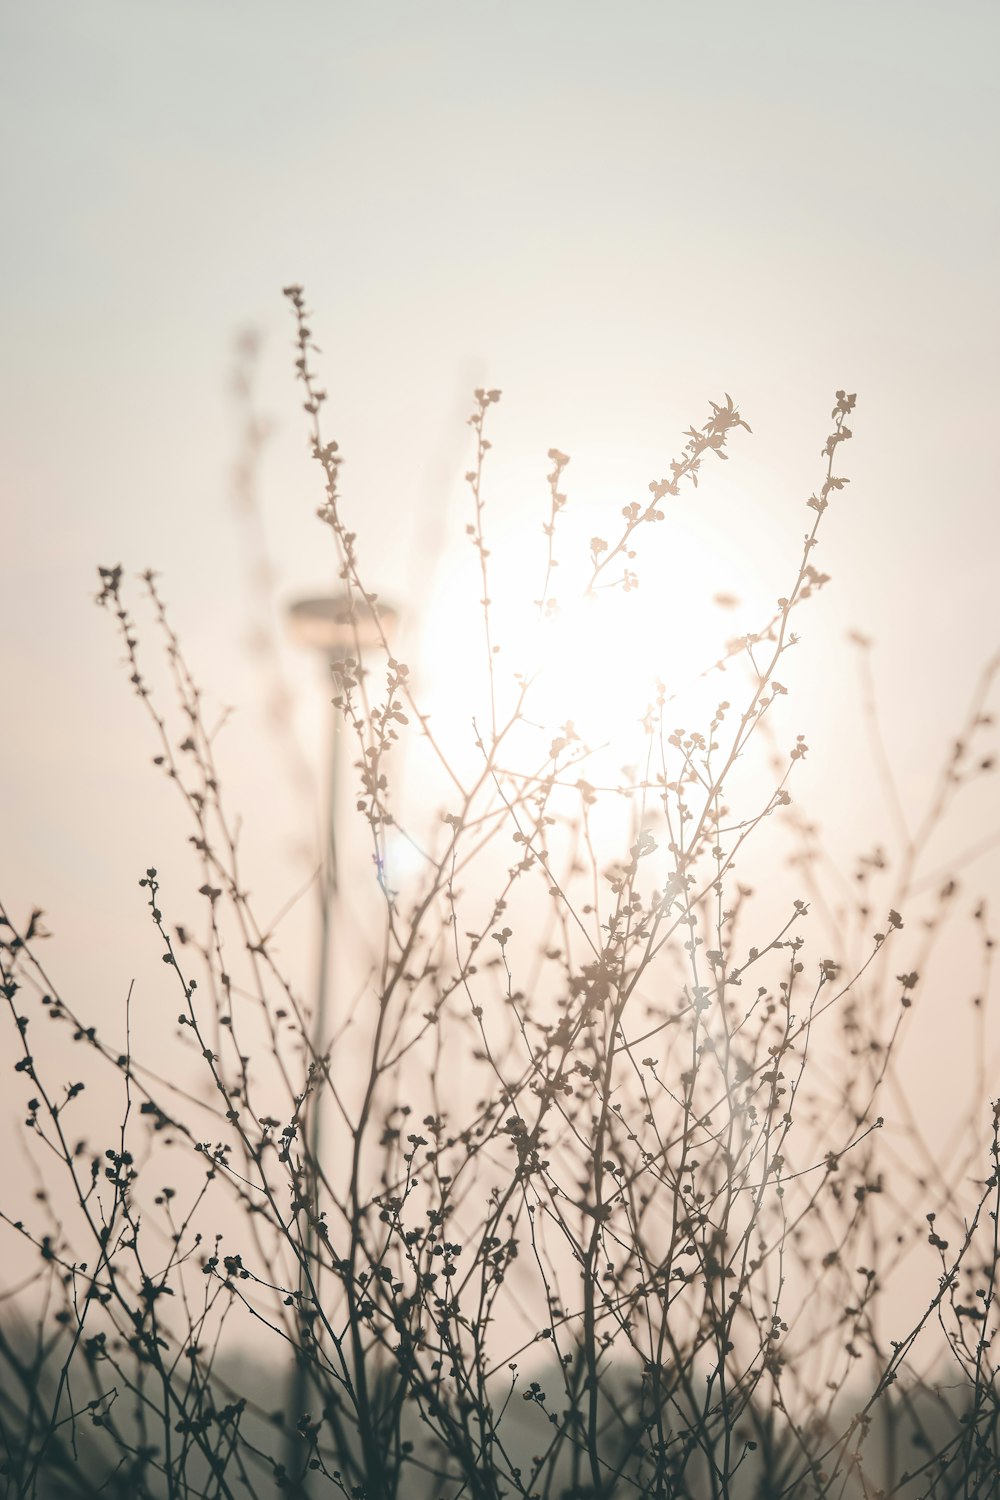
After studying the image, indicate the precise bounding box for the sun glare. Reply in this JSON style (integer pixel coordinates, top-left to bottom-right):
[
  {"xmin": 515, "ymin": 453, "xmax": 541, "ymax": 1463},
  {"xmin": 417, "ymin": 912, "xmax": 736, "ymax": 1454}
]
[
  {"xmin": 513, "ymin": 555, "xmax": 744, "ymax": 749},
  {"xmin": 421, "ymin": 479, "xmax": 772, "ymax": 770}
]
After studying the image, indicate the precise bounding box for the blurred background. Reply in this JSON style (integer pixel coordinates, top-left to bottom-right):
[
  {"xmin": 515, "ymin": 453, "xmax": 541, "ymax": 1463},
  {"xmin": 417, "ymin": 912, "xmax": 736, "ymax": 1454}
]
[{"xmin": 2, "ymin": 1, "xmax": 998, "ymax": 1161}]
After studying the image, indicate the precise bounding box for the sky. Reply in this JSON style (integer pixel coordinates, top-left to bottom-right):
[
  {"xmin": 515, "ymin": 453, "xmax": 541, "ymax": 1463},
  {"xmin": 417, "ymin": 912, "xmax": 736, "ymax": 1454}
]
[{"xmin": 2, "ymin": 1, "xmax": 999, "ymax": 1157}]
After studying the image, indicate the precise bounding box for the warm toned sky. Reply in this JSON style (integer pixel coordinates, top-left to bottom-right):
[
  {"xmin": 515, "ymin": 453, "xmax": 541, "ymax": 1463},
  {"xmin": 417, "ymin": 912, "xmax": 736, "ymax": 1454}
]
[{"xmin": 2, "ymin": 2, "xmax": 998, "ymax": 1100}]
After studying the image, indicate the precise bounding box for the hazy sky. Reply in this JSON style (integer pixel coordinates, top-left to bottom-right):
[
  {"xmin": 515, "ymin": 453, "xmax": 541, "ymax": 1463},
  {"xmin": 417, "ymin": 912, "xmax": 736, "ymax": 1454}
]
[{"xmin": 2, "ymin": 2, "xmax": 998, "ymax": 1094}]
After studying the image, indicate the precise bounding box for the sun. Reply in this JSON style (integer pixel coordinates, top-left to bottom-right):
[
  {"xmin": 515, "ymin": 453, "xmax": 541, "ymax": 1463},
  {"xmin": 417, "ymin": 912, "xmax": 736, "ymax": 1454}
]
[
  {"xmin": 415, "ymin": 439, "xmax": 776, "ymax": 784},
  {"xmin": 498, "ymin": 531, "xmax": 764, "ymax": 760}
]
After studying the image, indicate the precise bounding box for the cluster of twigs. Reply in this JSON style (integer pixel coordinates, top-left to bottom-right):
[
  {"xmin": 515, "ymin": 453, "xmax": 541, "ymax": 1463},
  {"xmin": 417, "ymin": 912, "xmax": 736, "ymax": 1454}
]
[{"xmin": 2, "ymin": 289, "xmax": 999, "ymax": 1498}]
